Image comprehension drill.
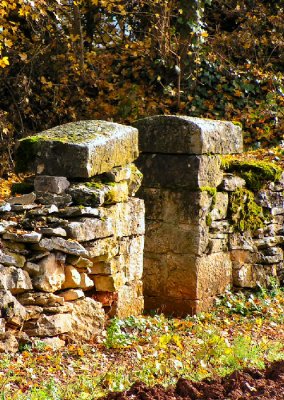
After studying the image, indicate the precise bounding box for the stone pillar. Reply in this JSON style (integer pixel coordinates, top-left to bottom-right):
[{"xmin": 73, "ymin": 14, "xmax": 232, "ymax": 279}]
[{"xmin": 135, "ymin": 115, "xmax": 243, "ymax": 315}]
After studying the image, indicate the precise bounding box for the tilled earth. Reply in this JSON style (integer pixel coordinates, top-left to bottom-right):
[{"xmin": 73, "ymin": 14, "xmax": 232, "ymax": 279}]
[{"xmin": 103, "ymin": 360, "xmax": 284, "ymax": 400}]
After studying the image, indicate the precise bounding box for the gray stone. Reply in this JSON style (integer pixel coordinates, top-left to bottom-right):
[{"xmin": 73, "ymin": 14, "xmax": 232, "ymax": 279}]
[
  {"xmin": 0, "ymin": 220, "xmax": 17, "ymax": 234},
  {"xmin": 66, "ymin": 217, "xmax": 113, "ymax": 242},
  {"xmin": 0, "ymin": 265, "xmax": 33, "ymax": 294},
  {"xmin": 34, "ymin": 175, "xmax": 70, "ymax": 194},
  {"xmin": 58, "ymin": 206, "xmax": 100, "ymax": 218},
  {"xmin": 15, "ymin": 120, "xmax": 139, "ymax": 178},
  {"xmin": 24, "ymin": 313, "xmax": 72, "ymax": 337},
  {"xmin": 39, "ymin": 227, "xmax": 67, "ymax": 237},
  {"xmin": 221, "ymin": 174, "xmax": 246, "ymax": 191},
  {"xmin": 3, "ymin": 231, "xmax": 42, "ymax": 243},
  {"xmin": 24, "ymin": 261, "xmax": 41, "ymax": 276},
  {"xmin": 135, "ymin": 115, "xmax": 243, "ymax": 155},
  {"xmin": 137, "ymin": 154, "xmax": 223, "ymax": 190},
  {"xmin": 67, "ymin": 184, "xmax": 105, "ymax": 207},
  {"xmin": 1, "ymin": 251, "xmax": 26, "ymax": 268},
  {"xmin": 17, "ymin": 292, "xmax": 64, "ymax": 306},
  {"xmin": 37, "ymin": 237, "xmax": 88, "ymax": 256},
  {"xmin": 0, "ymin": 289, "xmax": 27, "ymax": 327},
  {"xmin": 7, "ymin": 192, "xmax": 36, "ymax": 205},
  {"xmin": 256, "ymin": 190, "xmax": 284, "ymax": 209},
  {"xmin": 36, "ymin": 192, "xmax": 72, "ymax": 207},
  {"xmin": 0, "ymin": 202, "xmax": 11, "ymax": 212},
  {"xmin": 27, "ymin": 205, "xmax": 59, "ymax": 216},
  {"xmin": 209, "ymin": 192, "xmax": 229, "ymax": 221}
]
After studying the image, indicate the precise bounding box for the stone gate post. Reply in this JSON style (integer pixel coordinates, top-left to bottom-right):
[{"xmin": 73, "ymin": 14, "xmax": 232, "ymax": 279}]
[{"xmin": 135, "ymin": 115, "xmax": 243, "ymax": 315}]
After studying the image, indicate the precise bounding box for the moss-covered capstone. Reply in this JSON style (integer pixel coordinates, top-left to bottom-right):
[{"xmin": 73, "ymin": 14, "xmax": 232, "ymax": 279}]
[
  {"xmin": 15, "ymin": 121, "xmax": 139, "ymax": 178},
  {"xmin": 135, "ymin": 115, "xmax": 243, "ymax": 155}
]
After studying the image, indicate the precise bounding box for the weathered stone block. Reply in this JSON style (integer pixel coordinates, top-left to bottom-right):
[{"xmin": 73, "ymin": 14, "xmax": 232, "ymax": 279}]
[
  {"xmin": 92, "ymin": 273, "xmax": 125, "ymax": 292},
  {"xmin": 0, "ymin": 289, "xmax": 27, "ymax": 327},
  {"xmin": 58, "ymin": 289, "xmax": 84, "ymax": 301},
  {"xmin": 15, "ymin": 120, "xmax": 139, "ymax": 178},
  {"xmin": 62, "ymin": 265, "xmax": 81, "ymax": 289},
  {"xmin": 34, "ymin": 175, "xmax": 70, "ymax": 194},
  {"xmin": 32, "ymin": 254, "xmax": 65, "ymax": 292},
  {"xmin": 220, "ymin": 174, "xmax": 246, "ymax": 191},
  {"xmin": 37, "ymin": 237, "xmax": 88, "ymax": 257},
  {"xmin": 135, "ymin": 115, "xmax": 243, "ymax": 155},
  {"xmin": 137, "ymin": 154, "xmax": 223, "ymax": 190},
  {"xmin": 66, "ymin": 217, "xmax": 113, "ymax": 242},
  {"xmin": 210, "ymin": 192, "xmax": 229, "ymax": 220},
  {"xmin": 24, "ymin": 313, "xmax": 72, "ymax": 337},
  {"xmin": 84, "ymin": 237, "xmax": 119, "ymax": 260},
  {"xmin": 69, "ymin": 298, "xmax": 104, "ymax": 341},
  {"xmin": 0, "ymin": 265, "xmax": 32, "ymax": 294},
  {"xmin": 109, "ymin": 282, "xmax": 144, "ymax": 318},
  {"xmin": 16, "ymin": 292, "xmax": 64, "ymax": 306}
]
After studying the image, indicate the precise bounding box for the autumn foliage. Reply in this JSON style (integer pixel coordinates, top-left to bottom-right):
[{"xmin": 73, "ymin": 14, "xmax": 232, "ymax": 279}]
[{"xmin": 0, "ymin": 0, "xmax": 283, "ymax": 175}]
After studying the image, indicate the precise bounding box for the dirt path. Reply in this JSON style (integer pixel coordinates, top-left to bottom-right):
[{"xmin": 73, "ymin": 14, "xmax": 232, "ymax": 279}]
[{"xmin": 102, "ymin": 360, "xmax": 284, "ymax": 400}]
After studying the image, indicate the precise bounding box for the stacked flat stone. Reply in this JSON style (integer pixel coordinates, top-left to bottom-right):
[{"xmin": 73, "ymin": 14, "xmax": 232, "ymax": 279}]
[
  {"xmin": 0, "ymin": 120, "xmax": 144, "ymax": 351},
  {"xmin": 136, "ymin": 115, "xmax": 243, "ymax": 315}
]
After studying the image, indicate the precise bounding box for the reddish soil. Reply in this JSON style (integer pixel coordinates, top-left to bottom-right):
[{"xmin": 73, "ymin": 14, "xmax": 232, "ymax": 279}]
[{"xmin": 102, "ymin": 360, "xmax": 284, "ymax": 400}]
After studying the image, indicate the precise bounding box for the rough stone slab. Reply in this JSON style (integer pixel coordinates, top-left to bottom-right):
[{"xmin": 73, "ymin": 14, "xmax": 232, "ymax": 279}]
[
  {"xmin": 15, "ymin": 120, "xmax": 139, "ymax": 178},
  {"xmin": 37, "ymin": 237, "xmax": 88, "ymax": 257},
  {"xmin": 220, "ymin": 174, "xmax": 246, "ymax": 191},
  {"xmin": 109, "ymin": 282, "xmax": 144, "ymax": 318},
  {"xmin": 3, "ymin": 231, "xmax": 42, "ymax": 243},
  {"xmin": 34, "ymin": 175, "xmax": 70, "ymax": 194},
  {"xmin": 32, "ymin": 253, "xmax": 65, "ymax": 293},
  {"xmin": 135, "ymin": 115, "xmax": 243, "ymax": 155},
  {"xmin": 23, "ymin": 313, "xmax": 72, "ymax": 337},
  {"xmin": 0, "ymin": 289, "xmax": 27, "ymax": 327},
  {"xmin": 7, "ymin": 192, "xmax": 36, "ymax": 205},
  {"xmin": 58, "ymin": 289, "xmax": 84, "ymax": 301},
  {"xmin": 136, "ymin": 154, "xmax": 223, "ymax": 190},
  {"xmin": 0, "ymin": 265, "xmax": 33, "ymax": 294},
  {"xmin": 35, "ymin": 192, "xmax": 72, "ymax": 207},
  {"xmin": 66, "ymin": 217, "xmax": 113, "ymax": 242},
  {"xmin": 16, "ymin": 292, "xmax": 64, "ymax": 306}
]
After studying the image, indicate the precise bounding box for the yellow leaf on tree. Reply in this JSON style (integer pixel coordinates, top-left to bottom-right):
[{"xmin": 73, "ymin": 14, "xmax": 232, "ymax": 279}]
[{"xmin": 0, "ymin": 56, "xmax": 9, "ymax": 68}]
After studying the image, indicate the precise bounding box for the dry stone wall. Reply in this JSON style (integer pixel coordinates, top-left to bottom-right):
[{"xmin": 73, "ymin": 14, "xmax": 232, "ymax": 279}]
[{"xmin": 0, "ymin": 121, "xmax": 144, "ymax": 350}]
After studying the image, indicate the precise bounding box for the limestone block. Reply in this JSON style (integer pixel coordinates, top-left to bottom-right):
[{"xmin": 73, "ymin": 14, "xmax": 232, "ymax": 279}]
[
  {"xmin": 165, "ymin": 252, "xmax": 232, "ymax": 300},
  {"xmin": 233, "ymin": 263, "xmax": 278, "ymax": 288},
  {"xmin": 32, "ymin": 254, "xmax": 65, "ymax": 292},
  {"xmin": 38, "ymin": 237, "xmax": 88, "ymax": 256},
  {"xmin": 0, "ymin": 289, "xmax": 27, "ymax": 327},
  {"xmin": 259, "ymin": 247, "xmax": 283, "ymax": 264},
  {"xmin": 139, "ymin": 188, "xmax": 212, "ymax": 224},
  {"xmin": 119, "ymin": 235, "xmax": 144, "ymax": 281},
  {"xmin": 84, "ymin": 237, "xmax": 119, "ymax": 260},
  {"xmin": 229, "ymin": 232, "xmax": 256, "ymax": 252},
  {"xmin": 36, "ymin": 192, "xmax": 72, "ymax": 207},
  {"xmin": 25, "ymin": 305, "xmax": 43, "ymax": 320},
  {"xmin": 34, "ymin": 175, "xmax": 70, "ymax": 194},
  {"xmin": 210, "ymin": 192, "xmax": 229, "ymax": 220},
  {"xmin": 62, "ymin": 265, "xmax": 81, "ymax": 289},
  {"xmin": 15, "ymin": 120, "xmax": 139, "ymax": 178},
  {"xmin": 0, "ymin": 221, "xmax": 17, "ymax": 235},
  {"xmin": 1, "ymin": 251, "xmax": 26, "ymax": 268},
  {"xmin": 17, "ymin": 292, "xmax": 64, "ymax": 306},
  {"xmin": 254, "ymin": 236, "xmax": 284, "ymax": 249},
  {"xmin": 137, "ymin": 154, "xmax": 223, "ymax": 190},
  {"xmin": 144, "ymin": 221, "xmax": 209, "ymax": 256},
  {"xmin": 39, "ymin": 227, "xmax": 67, "ymax": 237},
  {"xmin": 2, "ymin": 240, "xmax": 27, "ymax": 255},
  {"xmin": 3, "ymin": 231, "xmax": 42, "ymax": 243},
  {"xmin": 58, "ymin": 206, "xmax": 100, "ymax": 218},
  {"xmin": 66, "ymin": 255, "xmax": 93, "ymax": 270},
  {"xmin": 113, "ymin": 199, "xmax": 145, "ymax": 237},
  {"xmin": 256, "ymin": 189, "xmax": 284, "ymax": 209},
  {"xmin": 0, "ymin": 265, "xmax": 32, "ymax": 294},
  {"xmin": 67, "ymin": 183, "xmax": 105, "ymax": 206},
  {"xmin": 66, "ymin": 217, "xmax": 113, "ymax": 242},
  {"xmin": 7, "ymin": 192, "xmax": 36, "ymax": 205},
  {"xmin": 109, "ymin": 283, "xmax": 144, "ymax": 318},
  {"xmin": 103, "ymin": 164, "xmax": 133, "ymax": 182},
  {"xmin": 92, "ymin": 273, "xmax": 125, "ymax": 292},
  {"xmin": 220, "ymin": 174, "xmax": 246, "ymax": 191},
  {"xmin": 58, "ymin": 289, "xmax": 84, "ymax": 301},
  {"xmin": 42, "ymin": 303, "xmax": 74, "ymax": 314},
  {"xmin": 135, "ymin": 115, "xmax": 243, "ymax": 155},
  {"xmin": 0, "ymin": 332, "xmax": 19, "ymax": 353},
  {"xmin": 24, "ymin": 313, "xmax": 72, "ymax": 337},
  {"xmin": 143, "ymin": 252, "xmax": 168, "ymax": 297},
  {"xmin": 207, "ymin": 237, "xmax": 229, "ymax": 253},
  {"xmin": 69, "ymin": 297, "xmax": 104, "ymax": 341},
  {"xmin": 80, "ymin": 273, "xmax": 94, "ymax": 290}
]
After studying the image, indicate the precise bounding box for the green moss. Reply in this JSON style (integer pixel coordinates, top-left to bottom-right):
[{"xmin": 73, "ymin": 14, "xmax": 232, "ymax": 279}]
[
  {"xmin": 206, "ymin": 214, "xmax": 213, "ymax": 227},
  {"xmin": 11, "ymin": 182, "xmax": 34, "ymax": 195},
  {"xmin": 229, "ymin": 188, "xmax": 268, "ymax": 232},
  {"xmin": 85, "ymin": 181, "xmax": 104, "ymax": 189},
  {"xmin": 200, "ymin": 186, "xmax": 217, "ymax": 207},
  {"xmin": 221, "ymin": 158, "xmax": 282, "ymax": 191}
]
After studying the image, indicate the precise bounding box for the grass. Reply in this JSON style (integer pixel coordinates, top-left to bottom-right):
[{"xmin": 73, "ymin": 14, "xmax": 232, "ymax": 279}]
[{"xmin": 1, "ymin": 285, "xmax": 284, "ymax": 399}]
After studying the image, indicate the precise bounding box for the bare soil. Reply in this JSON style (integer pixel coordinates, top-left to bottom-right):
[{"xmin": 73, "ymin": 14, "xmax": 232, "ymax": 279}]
[{"xmin": 102, "ymin": 360, "xmax": 284, "ymax": 400}]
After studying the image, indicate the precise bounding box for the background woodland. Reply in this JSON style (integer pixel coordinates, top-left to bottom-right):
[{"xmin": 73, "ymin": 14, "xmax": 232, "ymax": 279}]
[{"xmin": 0, "ymin": 0, "xmax": 283, "ymax": 175}]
